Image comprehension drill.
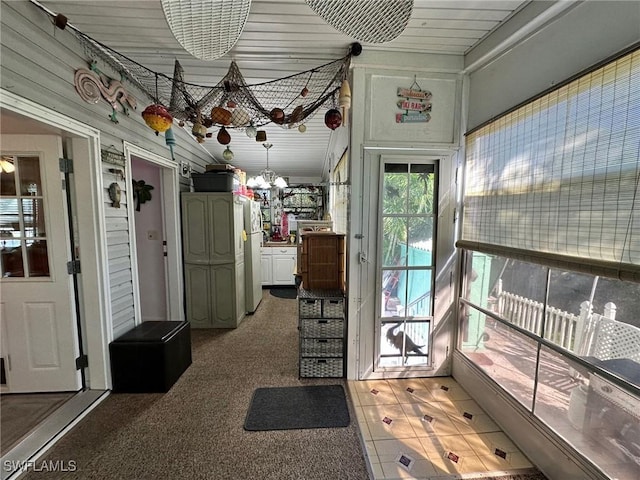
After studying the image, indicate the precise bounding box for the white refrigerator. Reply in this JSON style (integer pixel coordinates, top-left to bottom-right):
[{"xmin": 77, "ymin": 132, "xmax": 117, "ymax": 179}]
[{"xmin": 244, "ymin": 199, "xmax": 263, "ymax": 313}]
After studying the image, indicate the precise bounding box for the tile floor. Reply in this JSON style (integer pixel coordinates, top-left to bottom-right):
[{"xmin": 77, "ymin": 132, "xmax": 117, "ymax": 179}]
[{"xmin": 347, "ymin": 377, "xmax": 536, "ymax": 479}]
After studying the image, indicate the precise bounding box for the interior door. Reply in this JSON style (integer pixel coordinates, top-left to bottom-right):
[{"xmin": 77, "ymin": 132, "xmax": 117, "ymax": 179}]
[
  {"xmin": 376, "ymin": 158, "xmax": 438, "ymax": 372},
  {"xmin": 0, "ymin": 135, "xmax": 81, "ymax": 393}
]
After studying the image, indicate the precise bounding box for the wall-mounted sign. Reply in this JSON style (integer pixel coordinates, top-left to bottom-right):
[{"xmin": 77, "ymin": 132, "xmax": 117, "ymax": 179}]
[
  {"xmin": 101, "ymin": 148, "xmax": 126, "ymax": 167},
  {"xmin": 396, "ymin": 82, "xmax": 432, "ymax": 124}
]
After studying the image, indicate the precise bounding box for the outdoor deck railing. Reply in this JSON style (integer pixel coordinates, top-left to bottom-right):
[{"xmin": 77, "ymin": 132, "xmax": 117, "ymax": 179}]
[
  {"xmin": 495, "ymin": 279, "xmax": 580, "ymax": 351},
  {"xmin": 492, "ymin": 279, "xmax": 631, "ymax": 357}
]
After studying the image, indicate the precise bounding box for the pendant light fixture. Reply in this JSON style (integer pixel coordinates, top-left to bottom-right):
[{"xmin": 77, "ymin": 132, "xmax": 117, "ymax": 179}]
[{"xmin": 246, "ymin": 143, "xmax": 287, "ymax": 189}]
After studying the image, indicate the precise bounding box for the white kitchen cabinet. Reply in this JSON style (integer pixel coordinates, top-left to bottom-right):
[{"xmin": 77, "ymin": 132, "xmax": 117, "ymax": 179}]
[
  {"xmin": 261, "ymin": 249, "xmax": 273, "ymax": 285},
  {"xmin": 272, "ymin": 247, "xmax": 297, "ymax": 285},
  {"xmin": 261, "ymin": 246, "xmax": 296, "ymax": 286}
]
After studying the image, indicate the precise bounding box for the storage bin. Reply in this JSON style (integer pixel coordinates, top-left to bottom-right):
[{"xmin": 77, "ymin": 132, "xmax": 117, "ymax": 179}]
[
  {"xmin": 323, "ymin": 298, "xmax": 344, "ymax": 317},
  {"xmin": 301, "ymin": 338, "xmax": 343, "ymax": 357},
  {"xmin": 300, "ymin": 357, "xmax": 344, "ymax": 378},
  {"xmin": 192, "ymin": 171, "xmax": 236, "ymax": 192},
  {"xmin": 299, "ymin": 318, "xmax": 344, "ymax": 338},
  {"xmin": 299, "ymin": 298, "xmax": 322, "ymax": 318}
]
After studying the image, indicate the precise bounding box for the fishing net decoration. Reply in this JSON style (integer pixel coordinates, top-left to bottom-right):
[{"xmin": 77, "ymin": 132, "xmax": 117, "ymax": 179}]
[{"xmin": 70, "ymin": 28, "xmax": 357, "ymax": 134}]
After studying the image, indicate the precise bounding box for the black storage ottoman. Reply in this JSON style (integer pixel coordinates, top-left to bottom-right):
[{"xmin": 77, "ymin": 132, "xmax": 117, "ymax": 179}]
[{"xmin": 109, "ymin": 321, "xmax": 192, "ymax": 393}]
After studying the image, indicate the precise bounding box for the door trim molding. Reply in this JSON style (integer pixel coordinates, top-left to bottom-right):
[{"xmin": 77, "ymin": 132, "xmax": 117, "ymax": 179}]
[
  {"xmin": 123, "ymin": 141, "xmax": 184, "ymax": 323},
  {"xmin": 0, "ymin": 88, "xmax": 111, "ymax": 390}
]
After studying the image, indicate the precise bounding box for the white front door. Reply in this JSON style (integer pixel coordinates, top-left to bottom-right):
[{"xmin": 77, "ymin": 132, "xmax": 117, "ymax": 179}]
[{"xmin": 0, "ymin": 135, "xmax": 81, "ymax": 393}]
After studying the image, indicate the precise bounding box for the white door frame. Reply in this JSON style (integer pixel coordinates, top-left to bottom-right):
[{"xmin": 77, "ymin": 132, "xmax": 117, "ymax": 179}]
[
  {"xmin": 123, "ymin": 141, "xmax": 184, "ymax": 324},
  {"xmin": 0, "ymin": 88, "xmax": 112, "ymax": 390},
  {"xmin": 351, "ymin": 147, "xmax": 458, "ymax": 380}
]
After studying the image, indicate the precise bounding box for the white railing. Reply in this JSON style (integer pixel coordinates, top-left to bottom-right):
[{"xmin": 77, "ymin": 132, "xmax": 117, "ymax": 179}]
[{"xmin": 495, "ymin": 279, "xmax": 580, "ymax": 351}]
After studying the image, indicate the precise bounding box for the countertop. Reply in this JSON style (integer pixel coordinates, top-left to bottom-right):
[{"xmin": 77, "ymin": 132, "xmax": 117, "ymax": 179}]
[{"xmin": 263, "ymin": 241, "xmax": 296, "ymax": 247}]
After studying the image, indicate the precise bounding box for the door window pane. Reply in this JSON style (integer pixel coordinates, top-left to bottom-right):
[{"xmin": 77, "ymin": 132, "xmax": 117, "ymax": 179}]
[
  {"xmin": 19, "ymin": 157, "xmax": 42, "ymax": 196},
  {"xmin": 382, "ymin": 217, "xmax": 407, "ymax": 267},
  {"xmin": 408, "ymin": 165, "xmax": 435, "ymax": 214},
  {"xmin": 0, "ymin": 167, "xmax": 16, "ymax": 195},
  {"xmin": 0, "ymin": 155, "xmax": 49, "ymax": 278},
  {"xmin": 382, "ymin": 164, "xmax": 408, "ymax": 214},
  {"xmin": 1, "ymin": 239, "xmax": 24, "ymax": 277},
  {"xmin": 0, "ymin": 199, "xmax": 20, "ymax": 237},
  {"xmin": 380, "ymin": 320, "xmax": 429, "ymax": 366},
  {"xmin": 22, "ymin": 198, "xmax": 46, "ymax": 237},
  {"xmin": 382, "ymin": 269, "xmax": 405, "ymax": 317},
  {"xmin": 408, "ymin": 218, "xmax": 433, "ymax": 265},
  {"xmin": 27, "ymin": 240, "xmax": 49, "ymax": 276},
  {"xmin": 406, "ymin": 270, "xmax": 432, "ymax": 317}
]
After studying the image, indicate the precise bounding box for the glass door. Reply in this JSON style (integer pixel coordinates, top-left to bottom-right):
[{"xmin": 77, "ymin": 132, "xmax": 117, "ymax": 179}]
[{"xmin": 377, "ymin": 160, "xmax": 437, "ymax": 369}]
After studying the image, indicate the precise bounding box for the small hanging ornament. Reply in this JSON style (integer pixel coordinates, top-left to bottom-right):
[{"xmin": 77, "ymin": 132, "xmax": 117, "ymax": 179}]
[
  {"xmin": 301, "ymin": 87, "xmax": 309, "ymax": 97},
  {"xmin": 191, "ymin": 122, "xmax": 207, "ymax": 143},
  {"xmin": 142, "ymin": 104, "xmax": 173, "ymax": 135},
  {"xmin": 338, "ymin": 79, "xmax": 351, "ymax": 126},
  {"xmin": 298, "ymin": 124, "xmax": 307, "ymax": 133},
  {"xmin": 255, "ymin": 130, "xmax": 267, "ymax": 142},
  {"xmin": 211, "ymin": 106, "xmax": 232, "ymax": 125},
  {"xmin": 222, "ymin": 146, "xmax": 234, "ymax": 162},
  {"xmin": 231, "ymin": 108, "xmax": 250, "ymax": 127},
  {"xmin": 217, "ymin": 126, "xmax": 231, "ymax": 145},
  {"xmin": 245, "ymin": 124, "xmax": 257, "ymax": 138},
  {"xmin": 324, "ymin": 108, "xmax": 342, "ymax": 130},
  {"xmin": 289, "ymin": 105, "xmax": 304, "ymax": 124},
  {"xmin": 270, "ymin": 107, "xmax": 285, "ymax": 125}
]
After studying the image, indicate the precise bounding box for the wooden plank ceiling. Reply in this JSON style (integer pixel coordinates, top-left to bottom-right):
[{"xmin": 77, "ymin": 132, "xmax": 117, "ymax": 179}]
[{"xmin": 38, "ymin": 0, "xmax": 529, "ymax": 179}]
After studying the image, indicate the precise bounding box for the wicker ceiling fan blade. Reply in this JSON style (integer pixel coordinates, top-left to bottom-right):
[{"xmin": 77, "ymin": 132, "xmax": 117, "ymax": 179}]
[
  {"xmin": 305, "ymin": 0, "xmax": 413, "ymax": 44},
  {"xmin": 161, "ymin": 0, "xmax": 252, "ymax": 60}
]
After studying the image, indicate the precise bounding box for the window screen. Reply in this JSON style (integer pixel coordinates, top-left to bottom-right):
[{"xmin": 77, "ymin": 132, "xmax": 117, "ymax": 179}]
[{"xmin": 460, "ymin": 48, "xmax": 640, "ymax": 281}]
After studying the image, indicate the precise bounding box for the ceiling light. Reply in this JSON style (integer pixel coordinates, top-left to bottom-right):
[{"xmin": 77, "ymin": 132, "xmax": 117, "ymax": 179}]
[
  {"xmin": 160, "ymin": 0, "xmax": 252, "ymax": 60},
  {"xmin": 247, "ymin": 143, "xmax": 287, "ymax": 189},
  {"xmin": 305, "ymin": 0, "xmax": 413, "ymax": 44}
]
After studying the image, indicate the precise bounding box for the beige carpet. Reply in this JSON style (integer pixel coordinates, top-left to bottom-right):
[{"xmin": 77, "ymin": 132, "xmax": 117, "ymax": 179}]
[
  {"xmin": 22, "ymin": 290, "xmax": 369, "ymax": 480},
  {"xmin": 1, "ymin": 392, "xmax": 75, "ymax": 455}
]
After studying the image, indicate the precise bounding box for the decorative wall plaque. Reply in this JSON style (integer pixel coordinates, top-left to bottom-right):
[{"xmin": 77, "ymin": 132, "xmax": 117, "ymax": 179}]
[
  {"xmin": 74, "ymin": 61, "xmax": 137, "ymax": 124},
  {"xmin": 396, "ymin": 79, "xmax": 432, "ymax": 124},
  {"xmin": 101, "ymin": 148, "xmax": 126, "ymax": 167}
]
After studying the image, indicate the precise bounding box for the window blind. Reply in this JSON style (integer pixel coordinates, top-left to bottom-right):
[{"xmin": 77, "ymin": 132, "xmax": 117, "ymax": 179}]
[{"xmin": 460, "ymin": 48, "xmax": 640, "ymax": 281}]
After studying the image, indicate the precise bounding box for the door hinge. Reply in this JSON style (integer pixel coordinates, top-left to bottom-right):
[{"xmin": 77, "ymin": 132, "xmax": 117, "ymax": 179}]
[
  {"xmin": 75, "ymin": 354, "xmax": 88, "ymax": 370},
  {"xmin": 59, "ymin": 157, "xmax": 74, "ymax": 174},
  {"xmin": 163, "ymin": 240, "xmax": 168, "ymax": 257},
  {"xmin": 67, "ymin": 260, "xmax": 81, "ymax": 274},
  {"xmin": 453, "ymin": 208, "xmax": 457, "ymax": 223}
]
